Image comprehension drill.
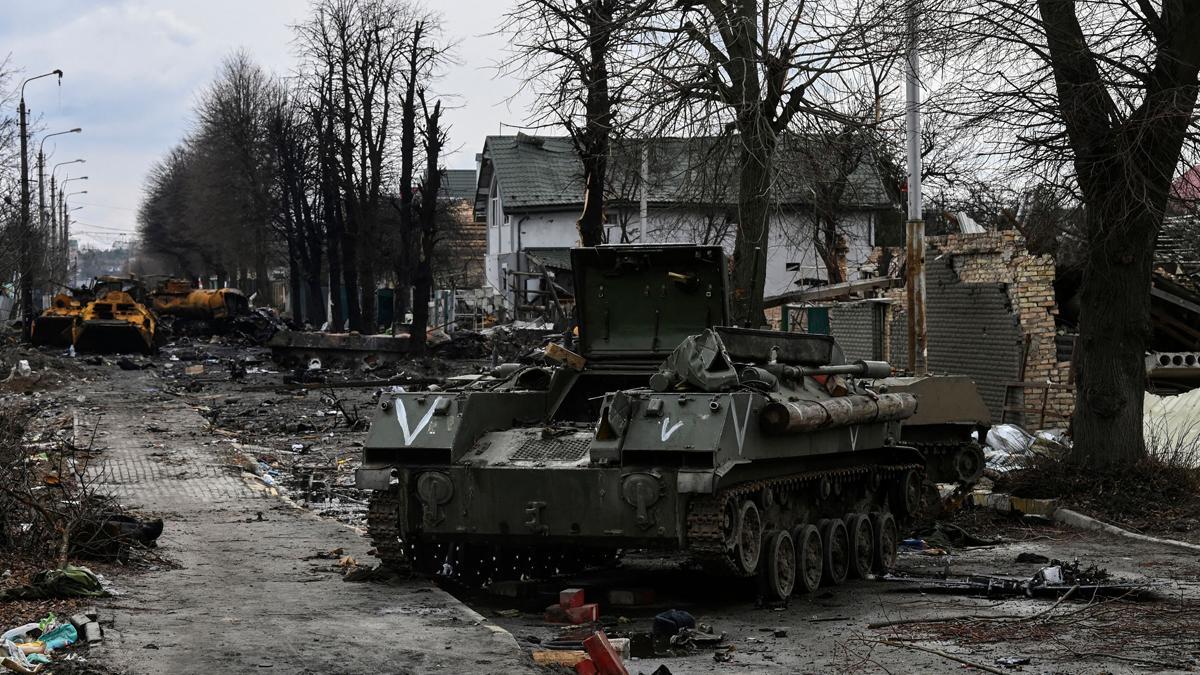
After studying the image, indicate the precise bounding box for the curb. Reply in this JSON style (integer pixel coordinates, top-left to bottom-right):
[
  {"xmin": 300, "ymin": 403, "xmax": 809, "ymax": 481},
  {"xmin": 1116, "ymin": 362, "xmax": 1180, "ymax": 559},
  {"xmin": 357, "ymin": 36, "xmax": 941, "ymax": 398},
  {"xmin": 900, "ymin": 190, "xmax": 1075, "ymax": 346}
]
[
  {"xmin": 1052, "ymin": 507, "xmax": 1200, "ymax": 554},
  {"xmin": 448, "ymin": 586, "xmax": 523, "ymax": 650},
  {"xmin": 969, "ymin": 489, "xmax": 1200, "ymax": 553}
]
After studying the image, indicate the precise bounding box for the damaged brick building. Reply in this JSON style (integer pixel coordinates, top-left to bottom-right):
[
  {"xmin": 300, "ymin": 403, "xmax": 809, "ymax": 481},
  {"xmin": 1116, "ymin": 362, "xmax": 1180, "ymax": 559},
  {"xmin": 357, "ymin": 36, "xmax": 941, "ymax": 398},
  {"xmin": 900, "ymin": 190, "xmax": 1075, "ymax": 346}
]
[{"xmin": 775, "ymin": 231, "xmax": 1074, "ymax": 427}]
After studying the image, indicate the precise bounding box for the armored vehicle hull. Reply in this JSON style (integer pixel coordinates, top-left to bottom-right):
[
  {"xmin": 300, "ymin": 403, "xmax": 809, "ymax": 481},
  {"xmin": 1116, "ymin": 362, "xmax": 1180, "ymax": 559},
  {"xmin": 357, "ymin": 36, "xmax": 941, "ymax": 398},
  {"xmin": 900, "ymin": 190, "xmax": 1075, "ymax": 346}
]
[{"xmin": 360, "ymin": 245, "xmax": 927, "ymax": 598}]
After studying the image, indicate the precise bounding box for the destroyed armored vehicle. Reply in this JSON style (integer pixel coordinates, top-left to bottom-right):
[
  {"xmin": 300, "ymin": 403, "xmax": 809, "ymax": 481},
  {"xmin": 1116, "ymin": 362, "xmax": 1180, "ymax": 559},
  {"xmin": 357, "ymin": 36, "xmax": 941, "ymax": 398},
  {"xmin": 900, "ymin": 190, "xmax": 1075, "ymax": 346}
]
[
  {"xmin": 359, "ymin": 244, "xmax": 929, "ymax": 599},
  {"xmin": 882, "ymin": 375, "xmax": 990, "ymax": 486}
]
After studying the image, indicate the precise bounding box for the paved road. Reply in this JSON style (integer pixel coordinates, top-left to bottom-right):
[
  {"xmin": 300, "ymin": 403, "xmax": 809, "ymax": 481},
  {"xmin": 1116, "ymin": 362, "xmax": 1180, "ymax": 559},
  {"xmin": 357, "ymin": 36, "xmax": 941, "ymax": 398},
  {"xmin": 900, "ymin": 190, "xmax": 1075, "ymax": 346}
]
[{"xmin": 77, "ymin": 368, "xmax": 533, "ymax": 674}]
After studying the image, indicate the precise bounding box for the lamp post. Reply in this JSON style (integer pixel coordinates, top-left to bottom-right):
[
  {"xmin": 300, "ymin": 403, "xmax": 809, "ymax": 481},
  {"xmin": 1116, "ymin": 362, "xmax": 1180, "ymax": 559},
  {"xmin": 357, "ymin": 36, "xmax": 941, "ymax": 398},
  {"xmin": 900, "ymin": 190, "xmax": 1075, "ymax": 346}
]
[
  {"xmin": 62, "ymin": 202, "xmax": 84, "ymax": 287},
  {"xmin": 38, "ymin": 128, "xmax": 81, "ymax": 245},
  {"xmin": 39, "ymin": 132, "xmax": 81, "ymax": 284},
  {"xmin": 18, "ymin": 69, "xmax": 63, "ymax": 337},
  {"xmin": 50, "ymin": 159, "xmax": 84, "ymax": 279},
  {"xmin": 61, "ymin": 179, "xmax": 87, "ymax": 284}
]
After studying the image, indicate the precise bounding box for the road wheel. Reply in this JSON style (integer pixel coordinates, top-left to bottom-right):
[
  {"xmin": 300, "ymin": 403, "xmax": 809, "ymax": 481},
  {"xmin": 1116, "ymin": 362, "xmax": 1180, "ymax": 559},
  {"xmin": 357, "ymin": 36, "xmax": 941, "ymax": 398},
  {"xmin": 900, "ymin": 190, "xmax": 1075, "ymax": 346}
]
[
  {"xmin": 721, "ymin": 499, "xmax": 741, "ymax": 552},
  {"xmin": 955, "ymin": 444, "xmax": 986, "ymax": 484},
  {"xmin": 735, "ymin": 500, "xmax": 763, "ymax": 576},
  {"xmin": 844, "ymin": 513, "xmax": 874, "ymax": 579},
  {"xmin": 819, "ymin": 518, "xmax": 849, "ymax": 586},
  {"xmin": 891, "ymin": 469, "xmax": 921, "ymax": 517},
  {"xmin": 869, "ymin": 511, "xmax": 898, "ymax": 572},
  {"xmin": 792, "ymin": 524, "xmax": 823, "ymax": 594},
  {"xmin": 763, "ymin": 530, "xmax": 796, "ymax": 600}
]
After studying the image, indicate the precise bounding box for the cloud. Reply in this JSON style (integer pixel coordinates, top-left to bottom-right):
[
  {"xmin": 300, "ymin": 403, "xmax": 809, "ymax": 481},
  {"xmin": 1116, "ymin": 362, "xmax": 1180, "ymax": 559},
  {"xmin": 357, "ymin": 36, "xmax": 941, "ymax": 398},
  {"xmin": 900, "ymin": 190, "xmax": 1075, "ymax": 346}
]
[{"xmin": 3, "ymin": 0, "xmax": 537, "ymax": 248}]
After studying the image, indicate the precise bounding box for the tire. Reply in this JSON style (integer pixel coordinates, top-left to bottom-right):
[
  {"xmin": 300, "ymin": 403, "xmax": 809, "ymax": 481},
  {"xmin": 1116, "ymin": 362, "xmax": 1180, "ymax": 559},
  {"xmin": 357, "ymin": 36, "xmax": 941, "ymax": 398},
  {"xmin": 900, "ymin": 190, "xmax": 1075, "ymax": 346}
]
[
  {"xmin": 763, "ymin": 530, "xmax": 797, "ymax": 600},
  {"xmin": 869, "ymin": 511, "xmax": 898, "ymax": 572},
  {"xmin": 792, "ymin": 524, "xmax": 823, "ymax": 594},
  {"xmin": 820, "ymin": 518, "xmax": 849, "ymax": 586},
  {"xmin": 844, "ymin": 513, "xmax": 874, "ymax": 579}
]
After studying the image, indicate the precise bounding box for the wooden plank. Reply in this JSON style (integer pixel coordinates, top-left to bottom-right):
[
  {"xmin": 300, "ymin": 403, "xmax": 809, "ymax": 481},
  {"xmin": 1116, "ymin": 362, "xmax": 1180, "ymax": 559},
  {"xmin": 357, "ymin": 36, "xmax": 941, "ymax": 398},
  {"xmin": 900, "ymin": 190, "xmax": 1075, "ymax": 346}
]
[
  {"xmin": 764, "ymin": 277, "xmax": 901, "ymax": 308},
  {"xmin": 1003, "ymin": 382, "xmax": 1072, "ymax": 389}
]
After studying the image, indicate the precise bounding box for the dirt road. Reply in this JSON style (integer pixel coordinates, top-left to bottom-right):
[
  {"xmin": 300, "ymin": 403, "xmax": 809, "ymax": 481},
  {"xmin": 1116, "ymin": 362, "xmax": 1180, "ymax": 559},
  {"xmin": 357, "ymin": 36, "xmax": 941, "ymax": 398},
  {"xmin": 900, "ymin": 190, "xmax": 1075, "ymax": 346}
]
[
  {"xmin": 30, "ymin": 356, "xmax": 1200, "ymax": 675},
  {"xmin": 74, "ymin": 367, "xmax": 534, "ymax": 674}
]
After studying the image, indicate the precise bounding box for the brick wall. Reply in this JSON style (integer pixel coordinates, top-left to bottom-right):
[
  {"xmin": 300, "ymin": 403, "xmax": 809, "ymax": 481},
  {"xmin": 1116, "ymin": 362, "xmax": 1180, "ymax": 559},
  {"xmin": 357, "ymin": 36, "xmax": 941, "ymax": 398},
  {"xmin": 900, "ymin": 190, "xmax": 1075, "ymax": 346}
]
[
  {"xmin": 889, "ymin": 231, "xmax": 1074, "ymax": 425},
  {"xmin": 764, "ymin": 231, "xmax": 1073, "ymax": 428}
]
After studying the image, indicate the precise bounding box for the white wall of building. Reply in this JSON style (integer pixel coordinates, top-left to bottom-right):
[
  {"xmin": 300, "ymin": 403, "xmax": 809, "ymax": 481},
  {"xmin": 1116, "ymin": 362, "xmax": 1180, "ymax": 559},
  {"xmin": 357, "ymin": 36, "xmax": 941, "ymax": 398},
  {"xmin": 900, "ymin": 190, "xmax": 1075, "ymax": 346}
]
[{"xmin": 483, "ymin": 178, "xmax": 879, "ymax": 300}]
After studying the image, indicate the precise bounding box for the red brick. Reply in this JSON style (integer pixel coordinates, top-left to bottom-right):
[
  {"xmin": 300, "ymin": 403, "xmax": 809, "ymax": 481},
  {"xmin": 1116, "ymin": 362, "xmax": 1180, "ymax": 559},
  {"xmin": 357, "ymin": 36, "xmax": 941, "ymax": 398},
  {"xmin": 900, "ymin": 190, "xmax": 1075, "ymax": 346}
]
[
  {"xmin": 574, "ymin": 658, "xmax": 598, "ymax": 675},
  {"xmin": 583, "ymin": 631, "xmax": 629, "ymax": 675},
  {"xmin": 559, "ymin": 587, "xmax": 586, "ymax": 609},
  {"xmin": 565, "ymin": 603, "xmax": 599, "ymax": 624}
]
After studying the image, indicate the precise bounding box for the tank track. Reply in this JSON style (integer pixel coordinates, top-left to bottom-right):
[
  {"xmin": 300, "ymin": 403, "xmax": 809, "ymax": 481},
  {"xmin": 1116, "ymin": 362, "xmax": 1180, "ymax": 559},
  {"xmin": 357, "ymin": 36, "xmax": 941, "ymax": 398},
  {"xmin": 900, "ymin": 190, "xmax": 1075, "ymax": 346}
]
[
  {"xmin": 686, "ymin": 462, "xmax": 922, "ymax": 575},
  {"xmin": 367, "ymin": 487, "xmax": 410, "ymax": 571}
]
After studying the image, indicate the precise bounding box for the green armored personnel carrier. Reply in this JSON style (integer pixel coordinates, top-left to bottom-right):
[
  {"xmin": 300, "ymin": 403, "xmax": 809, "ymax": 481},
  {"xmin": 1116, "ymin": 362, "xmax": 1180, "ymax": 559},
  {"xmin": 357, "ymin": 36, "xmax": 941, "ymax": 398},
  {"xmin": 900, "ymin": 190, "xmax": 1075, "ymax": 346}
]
[{"xmin": 358, "ymin": 244, "xmax": 926, "ymax": 599}]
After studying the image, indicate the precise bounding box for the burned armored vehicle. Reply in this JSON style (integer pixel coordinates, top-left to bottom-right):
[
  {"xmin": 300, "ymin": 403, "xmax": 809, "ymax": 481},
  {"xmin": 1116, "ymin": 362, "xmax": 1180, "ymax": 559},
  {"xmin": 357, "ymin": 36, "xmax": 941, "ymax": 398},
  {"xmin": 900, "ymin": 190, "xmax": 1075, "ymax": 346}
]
[{"xmin": 359, "ymin": 244, "xmax": 927, "ymax": 598}]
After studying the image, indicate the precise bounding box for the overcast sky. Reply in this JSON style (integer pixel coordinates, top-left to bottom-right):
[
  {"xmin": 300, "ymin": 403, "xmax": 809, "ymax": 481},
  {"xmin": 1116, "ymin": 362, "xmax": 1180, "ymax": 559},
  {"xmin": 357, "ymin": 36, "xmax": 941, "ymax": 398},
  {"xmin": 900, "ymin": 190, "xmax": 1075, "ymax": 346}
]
[{"xmin": 2, "ymin": 0, "xmax": 532, "ymax": 248}]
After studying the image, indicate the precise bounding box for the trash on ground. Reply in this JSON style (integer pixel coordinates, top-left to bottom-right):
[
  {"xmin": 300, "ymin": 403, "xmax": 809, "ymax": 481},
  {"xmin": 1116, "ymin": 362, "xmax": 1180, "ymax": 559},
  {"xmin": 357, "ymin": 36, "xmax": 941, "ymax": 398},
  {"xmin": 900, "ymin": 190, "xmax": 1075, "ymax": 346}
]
[
  {"xmin": 885, "ymin": 558, "xmax": 1155, "ymax": 599},
  {"xmin": 0, "ymin": 566, "xmax": 109, "ymax": 601}
]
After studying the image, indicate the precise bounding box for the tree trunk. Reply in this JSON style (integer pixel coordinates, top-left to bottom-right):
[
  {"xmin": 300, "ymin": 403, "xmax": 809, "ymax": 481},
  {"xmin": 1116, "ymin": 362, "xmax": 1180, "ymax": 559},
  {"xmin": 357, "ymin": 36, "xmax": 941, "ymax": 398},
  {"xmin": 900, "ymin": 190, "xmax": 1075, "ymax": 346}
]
[
  {"xmin": 326, "ymin": 225, "xmax": 344, "ymax": 331},
  {"xmin": 578, "ymin": 159, "xmax": 607, "ymax": 246},
  {"xmin": 731, "ymin": 130, "xmax": 775, "ymax": 326},
  {"xmin": 575, "ymin": 0, "xmax": 612, "ymax": 247},
  {"xmin": 1070, "ymin": 199, "xmax": 1155, "ymax": 466},
  {"xmin": 286, "ymin": 243, "xmax": 304, "ymax": 325},
  {"xmin": 360, "ymin": 255, "xmax": 377, "ymax": 333},
  {"xmin": 304, "ymin": 243, "xmax": 325, "ymax": 329},
  {"xmin": 341, "ymin": 231, "xmax": 362, "ymax": 332},
  {"xmin": 254, "ymin": 239, "xmax": 271, "ymax": 308}
]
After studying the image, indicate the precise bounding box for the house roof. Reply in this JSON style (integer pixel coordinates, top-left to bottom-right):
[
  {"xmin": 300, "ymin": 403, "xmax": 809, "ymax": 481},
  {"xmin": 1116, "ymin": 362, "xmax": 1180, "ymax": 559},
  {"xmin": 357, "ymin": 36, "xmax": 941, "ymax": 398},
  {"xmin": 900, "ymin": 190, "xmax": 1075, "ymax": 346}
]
[
  {"xmin": 475, "ymin": 134, "xmax": 893, "ymax": 220},
  {"xmin": 440, "ymin": 169, "xmax": 477, "ymax": 202}
]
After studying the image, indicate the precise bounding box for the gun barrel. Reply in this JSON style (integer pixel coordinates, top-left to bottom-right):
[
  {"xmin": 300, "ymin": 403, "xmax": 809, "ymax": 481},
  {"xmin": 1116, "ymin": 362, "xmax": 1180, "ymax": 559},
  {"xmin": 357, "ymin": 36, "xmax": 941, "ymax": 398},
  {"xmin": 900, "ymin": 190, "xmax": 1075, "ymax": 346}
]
[
  {"xmin": 759, "ymin": 392, "xmax": 917, "ymax": 435},
  {"xmin": 790, "ymin": 360, "xmax": 891, "ymax": 379}
]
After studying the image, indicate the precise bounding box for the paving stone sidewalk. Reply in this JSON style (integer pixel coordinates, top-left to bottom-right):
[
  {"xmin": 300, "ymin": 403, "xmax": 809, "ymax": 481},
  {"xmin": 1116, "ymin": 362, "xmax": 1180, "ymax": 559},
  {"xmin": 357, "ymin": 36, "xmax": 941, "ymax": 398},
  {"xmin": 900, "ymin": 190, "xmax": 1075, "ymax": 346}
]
[{"xmin": 78, "ymin": 369, "xmax": 532, "ymax": 674}]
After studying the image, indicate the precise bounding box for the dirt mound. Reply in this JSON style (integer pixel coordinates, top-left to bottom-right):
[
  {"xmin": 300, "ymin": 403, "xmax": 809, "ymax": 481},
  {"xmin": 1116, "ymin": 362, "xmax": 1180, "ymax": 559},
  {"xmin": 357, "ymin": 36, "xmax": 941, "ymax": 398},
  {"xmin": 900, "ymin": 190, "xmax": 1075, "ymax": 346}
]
[{"xmin": 997, "ymin": 453, "xmax": 1200, "ymax": 534}]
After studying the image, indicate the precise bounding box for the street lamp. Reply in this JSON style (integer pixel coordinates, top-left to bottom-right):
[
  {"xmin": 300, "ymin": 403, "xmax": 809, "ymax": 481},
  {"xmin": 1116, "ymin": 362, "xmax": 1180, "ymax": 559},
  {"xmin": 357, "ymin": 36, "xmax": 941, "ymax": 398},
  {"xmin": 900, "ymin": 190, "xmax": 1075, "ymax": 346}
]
[
  {"xmin": 59, "ymin": 179, "xmax": 88, "ymax": 285},
  {"xmin": 18, "ymin": 68, "xmax": 63, "ymax": 337},
  {"xmin": 51, "ymin": 160, "xmax": 85, "ymax": 249},
  {"xmin": 39, "ymin": 130, "xmax": 81, "ymax": 276}
]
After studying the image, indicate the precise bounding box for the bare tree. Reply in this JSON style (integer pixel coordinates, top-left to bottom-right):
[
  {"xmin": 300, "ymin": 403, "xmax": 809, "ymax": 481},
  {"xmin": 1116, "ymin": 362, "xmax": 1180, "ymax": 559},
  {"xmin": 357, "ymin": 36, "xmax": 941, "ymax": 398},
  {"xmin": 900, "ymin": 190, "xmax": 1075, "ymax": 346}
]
[
  {"xmin": 937, "ymin": 1, "xmax": 1200, "ymax": 466},
  {"xmin": 296, "ymin": 0, "xmax": 412, "ymax": 332},
  {"xmin": 410, "ymin": 94, "xmax": 447, "ymax": 355},
  {"xmin": 266, "ymin": 83, "xmax": 327, "ymax": 326},
  {"xmin": 390, "ymin": 14, "xmax": 449, "ymax": 334},
  {"xmin": 191, "ymin": 51, "xmax": 279, "ymax": 296},
  {"xmin": 644, "ymin": 0, "xmax": 900, "ymax": 324},
  {"xmin": 500, "ymin": 0, "xmax": 657, "ymax": 246}
]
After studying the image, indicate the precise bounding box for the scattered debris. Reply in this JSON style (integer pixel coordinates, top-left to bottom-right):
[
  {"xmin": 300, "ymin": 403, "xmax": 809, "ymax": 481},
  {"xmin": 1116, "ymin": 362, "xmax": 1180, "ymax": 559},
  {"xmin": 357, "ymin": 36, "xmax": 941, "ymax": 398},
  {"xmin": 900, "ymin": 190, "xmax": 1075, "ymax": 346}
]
[
  {"xmin": 0, "ymin": 567, "xmax": 109, "ymax": 602},
  {"xmin": 885, "ymin": 558, "xmax": 1153, "ymax": 599}
]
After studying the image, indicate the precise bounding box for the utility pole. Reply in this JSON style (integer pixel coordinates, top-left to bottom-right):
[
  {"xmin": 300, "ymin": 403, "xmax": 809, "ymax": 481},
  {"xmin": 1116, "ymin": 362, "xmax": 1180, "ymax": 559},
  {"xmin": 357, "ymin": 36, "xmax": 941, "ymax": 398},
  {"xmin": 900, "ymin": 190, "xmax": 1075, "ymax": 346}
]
[
  {"xmin": 18, "ymin": 69, "xmax": 63, "ymax": 339},
  {"xmin": 904, "ymin": 2, "xmax": 927, "ymax": 376}
]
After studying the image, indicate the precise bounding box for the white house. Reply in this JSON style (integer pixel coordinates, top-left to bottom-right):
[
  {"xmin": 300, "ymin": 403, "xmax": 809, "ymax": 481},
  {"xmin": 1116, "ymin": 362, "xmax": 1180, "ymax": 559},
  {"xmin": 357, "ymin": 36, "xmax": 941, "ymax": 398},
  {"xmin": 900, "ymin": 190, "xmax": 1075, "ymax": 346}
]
[{"xmin": 473, "ymin": 134, "xmax": 895, "ymax": 309}]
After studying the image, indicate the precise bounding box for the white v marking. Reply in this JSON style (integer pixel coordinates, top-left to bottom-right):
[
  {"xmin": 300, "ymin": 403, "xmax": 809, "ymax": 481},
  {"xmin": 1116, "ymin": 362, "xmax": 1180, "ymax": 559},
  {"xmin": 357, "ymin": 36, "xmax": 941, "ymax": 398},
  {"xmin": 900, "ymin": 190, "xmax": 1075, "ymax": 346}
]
[
  {"xmin": 661, "ymin": 417, "xmax": 684, "ymax": 441},
  {"xmin": 730, "ymin": 395, "xmax": 753, "ymax": 455},
  {"xmin": 395, "ymin": 397, "xmax": 444, "ymax": 446}
]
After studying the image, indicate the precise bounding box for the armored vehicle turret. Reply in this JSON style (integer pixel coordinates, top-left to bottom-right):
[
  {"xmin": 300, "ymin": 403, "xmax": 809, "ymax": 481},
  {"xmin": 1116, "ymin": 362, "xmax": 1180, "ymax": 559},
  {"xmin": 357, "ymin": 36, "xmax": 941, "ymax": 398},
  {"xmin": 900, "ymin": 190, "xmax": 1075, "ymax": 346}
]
[{"xmin": 358, "ymin": 245, "xmax": 925, "ymax": 598}]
